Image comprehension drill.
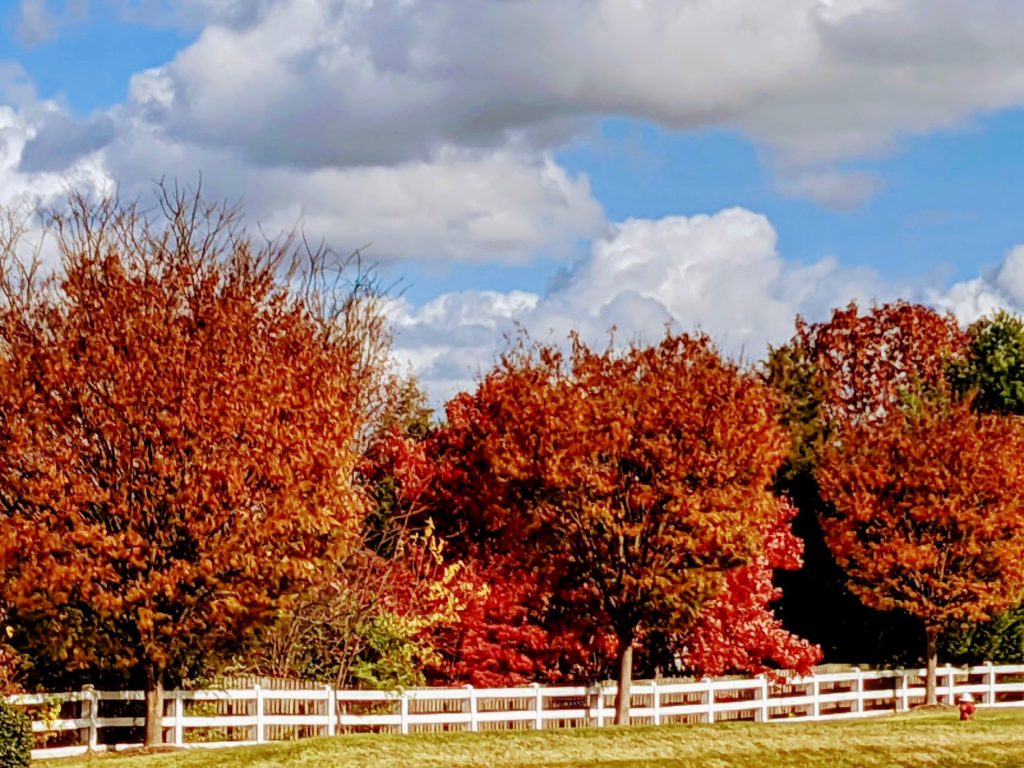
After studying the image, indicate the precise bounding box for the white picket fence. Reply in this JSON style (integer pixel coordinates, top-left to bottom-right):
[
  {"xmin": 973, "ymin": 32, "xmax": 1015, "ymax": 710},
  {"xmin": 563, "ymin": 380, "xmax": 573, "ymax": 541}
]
[{"xmin": 8, "ymin": 663, "xmax": 1024, "ymax": 760}]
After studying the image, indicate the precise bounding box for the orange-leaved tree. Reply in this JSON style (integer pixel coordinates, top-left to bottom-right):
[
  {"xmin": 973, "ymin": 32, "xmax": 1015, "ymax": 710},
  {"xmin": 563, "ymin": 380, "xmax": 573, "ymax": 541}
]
[
  {"xmin": 768, "ymin": 302, "xmax": 972, "ymax": 666},
  {"xmin": 0, "ymin": 190, "xmax": 388, "ymax": 744},
  {"xmin": 817, "ymin": 395, "xmax": 1024, "ymax": 704},
  {"xmin": 448, "ymin": 333, "xmax": 789, "ymax": 723}
]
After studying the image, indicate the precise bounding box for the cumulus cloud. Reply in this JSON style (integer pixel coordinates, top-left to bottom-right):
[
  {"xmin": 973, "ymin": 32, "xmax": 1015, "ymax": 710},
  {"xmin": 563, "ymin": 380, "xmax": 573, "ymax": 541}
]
[
  {"xmin": 393, "ymin": 208, "xmax": 891, "ymax": 405},
  {"xmin": 396, "ymin": 215, "xmax": 1024, "ymax": 407},
  {"xmin": 13, "ymin": 0, "xmax": 1024, "ymax": 214},
  {"xmin": 100, "ymin": 124, "xmax": 605, "ymax": 263},
  {"xmin": 0, "ymin": 69, "xmax": 603, "ymax": 265},
  {"xmin": 0, "ymin": 103, "xmax": 111, "ymax": 210},
  {"xmin": 18, "ymin": 111, "xmax": 115, "ymax": 172},
  {"xmin": 931, "ymin": 246, "xmax": 1024, "ymax": 325},
  {"xmin": 99, "ymin": 0, "xmax": 1024, "ymax": 178}
]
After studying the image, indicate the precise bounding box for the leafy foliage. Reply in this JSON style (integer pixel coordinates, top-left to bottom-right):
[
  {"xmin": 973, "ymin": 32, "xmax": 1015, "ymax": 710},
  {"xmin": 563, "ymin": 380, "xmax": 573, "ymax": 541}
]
[
  {"xmin": 432, "ymin": 332, "xmax": 789, "ymax": 720},
  {"xmin": 232, "ymin": 528, "xmax": 477, "ymax": 690},
  {"xmin": 0, "ymin": 610, "xmax": 21, "ymax": 696},
  {"xmin": 817, "ymin": 395, "xmax": 1024, "ymax": 699},
  {"xmin": 0, "ymin": 696, "xmax": 32, "ymax": 768},
  {"xmin": 950, "ymin": 310, "xmax": 1024, "ymax": 413},
  {"xmin": 944, "ymin": 310, "xmax": 1024, "ymax": 662},
  {"xmin": 682, "ymin": 502, "xmax": 821, "ymax": 677},
  {"xmin": 0, "ymin": 191, "xmax": 388, "ymax": 739},
  {"xmin": 424, "ymin": 555, "xmax": 587, "ymax": 688},
  {"xmin": 764, "ymin": 341, "xmax": 830, "ymax": 482},
  {"xmin": 943, "ymin": 603, "xmax": 1024, "ymax": 665},
  {"xmin": 791, "ymin": 301, "xmax": 967, "ymax": 428},
  {"xmin": 769, "ymin": 302, "xmax": 971, "ymax": 668}
]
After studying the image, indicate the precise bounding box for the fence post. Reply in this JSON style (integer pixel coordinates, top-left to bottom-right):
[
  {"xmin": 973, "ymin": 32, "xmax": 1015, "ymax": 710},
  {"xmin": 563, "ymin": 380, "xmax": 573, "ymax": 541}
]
[
  {"xmin": 532, "ymin": 683, "xmax": 543, "ymax": 730},
  {"xmin": 82, "ymin": 686, "xmax": 98, "ymax": 752},
  {"xmin": 254, "ymin": 685, "xmax": 265, "ymax": 744},
  {"xmin": 325, "ymin": 685, "xmax": 336, "ymax": 737},
  {"xmin": 173, "ymin": 691, "xmax": 184, "ymax": 747},
  {"xmin": 399, "ymin": 691, "xmax": 409, "ymax": 735},
  {"xmin": 986, "ymin": 662, "xmax": 997, "ymax": 706},
  {"xmin": 811, "ymin": 675, "xmax": 821, "ymax": 719},
  {"xmin": 651, "ymin": 680, "xmax": 660, "ymax": 726},
  {"xmin": 756, "ymin": 675, "xmax": 769, "ymax": 723},
  {"xmin": 464, "ymin": 685, "xmax": 478, "ymax": 733},
  {"xmin": 853, "ymin": 667, "xmax": 863, "ymax": 714},
  {"xmin": 945, "ymin": 667, "xmax": 956, "ymax": 706},
  {"xmin": 704, "ymin": 679, "xmax": 715, "ymax": 724},
  {"xmin": 592, "ymin": 684, "xmax": 605, "ymax": 728},
  {"xmin": 897, "ymin": 672, "xmax": 908, "ymax": 713}
]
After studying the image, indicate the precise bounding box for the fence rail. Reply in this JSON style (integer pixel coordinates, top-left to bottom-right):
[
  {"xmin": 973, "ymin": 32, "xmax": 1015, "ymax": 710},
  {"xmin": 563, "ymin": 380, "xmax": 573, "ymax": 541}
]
[{"xmin": 9, "ymin": 663, "xmax": 1024, "ymax": 760}]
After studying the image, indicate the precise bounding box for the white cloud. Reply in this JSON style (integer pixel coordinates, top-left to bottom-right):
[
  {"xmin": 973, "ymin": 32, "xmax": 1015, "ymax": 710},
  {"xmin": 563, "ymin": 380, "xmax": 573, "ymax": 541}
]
[
  {"xmin": 105, "ymin": 2, "xmax": 1024, "ymax": 177},
  {"xmin": 99, "ymin": 123, "xmax": 605, "ymax": 263},
  {"xmin": 776, "ymin": 169, "xmax": 884, "ymax": 210},
  {"xmin": 931, "ymin": 246, "xmax": 1024, "ymax": 325},
  {"xmin": 394, "ymin": 219, "xmax": 1024, "ymax": 407},
  {"xmin": 0, "ymin": 102, "xmax": 111, "ymax": 210},
  {"xmin": 393, "ymin": 208, "xmax": 891, "ymax": 404},
  {"xmin": 16, "ymin": 0, "xmax": 1024, "ymax": 210}
]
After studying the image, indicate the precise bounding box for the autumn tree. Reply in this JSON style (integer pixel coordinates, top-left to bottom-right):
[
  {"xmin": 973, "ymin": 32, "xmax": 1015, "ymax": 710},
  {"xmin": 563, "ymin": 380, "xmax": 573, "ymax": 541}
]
[
  {"xmin": 231, "ymin": 377, "xmax": 473, "ymax": 691},
  {"xmin": 230, "ymin": 528, "xmax": 476, "ymax": 690},
  {"xmin": 768, "ymin": 302, "xmax": 969, "ymax": 665},
  {"xmin": 423, "ymin": 557, "xmax": 562, "ymax": 688},
  {"xmin": 788, "ymin": 302, "xmax": 968, "ymax": 429},
  {"xmin": 817, "ymin": 396, "xmax": 1024, "ymax": 704},
  {"xmin": 0, "ymin": 190, "xmax": 389, "ymax": 744},
  {"xmin": 440, "ymin": 333, "xmax": 789, "ymax": 723}
]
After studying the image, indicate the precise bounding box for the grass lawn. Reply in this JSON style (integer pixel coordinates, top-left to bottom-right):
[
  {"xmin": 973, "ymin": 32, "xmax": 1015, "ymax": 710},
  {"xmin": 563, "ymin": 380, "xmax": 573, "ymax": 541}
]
[{"xmin": 57, "ymin": 709, "xmax": 1024, "ymax": 768}]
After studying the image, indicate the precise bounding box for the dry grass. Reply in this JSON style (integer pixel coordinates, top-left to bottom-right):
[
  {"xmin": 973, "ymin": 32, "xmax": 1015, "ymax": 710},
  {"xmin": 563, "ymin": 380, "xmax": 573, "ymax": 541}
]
[{"xmin": 58, "ymin": 709, "xmax": 1024, "ymax": 768}]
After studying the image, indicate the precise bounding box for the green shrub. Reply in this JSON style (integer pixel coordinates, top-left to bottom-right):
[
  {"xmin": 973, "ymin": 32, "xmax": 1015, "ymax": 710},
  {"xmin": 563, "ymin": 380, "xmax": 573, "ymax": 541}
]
[{"xmin": 0, "ymin": 697, "xmax": 32, "ymax": 767}]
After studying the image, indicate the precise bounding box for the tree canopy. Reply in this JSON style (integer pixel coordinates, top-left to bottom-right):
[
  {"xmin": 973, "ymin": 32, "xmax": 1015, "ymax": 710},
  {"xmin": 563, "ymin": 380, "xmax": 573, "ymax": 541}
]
[
  {"xmin": 817, "ymin": 395, "xmax": 1024, "ymax": 702},
  {"xmin": 435, "ymin": 332, "xmax": 790, "ymax": 722},
  {"xmin": 0, "ymin": 191, "xmax": 389, "ymax": 743}
]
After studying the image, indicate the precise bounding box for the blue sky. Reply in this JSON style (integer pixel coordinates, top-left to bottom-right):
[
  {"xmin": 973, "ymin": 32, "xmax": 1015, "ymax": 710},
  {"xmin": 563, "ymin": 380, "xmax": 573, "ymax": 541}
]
[
  {"xmin": 558, "ymin": 114, "xmax": 1024, "ymax": 286},
  {"xmin": 2, "ymin": 1, "xmax": 1024, "ymax": 402},
  {"xmin": 0, "ymin": 6, "xmax": 193, "ymax": 112}
]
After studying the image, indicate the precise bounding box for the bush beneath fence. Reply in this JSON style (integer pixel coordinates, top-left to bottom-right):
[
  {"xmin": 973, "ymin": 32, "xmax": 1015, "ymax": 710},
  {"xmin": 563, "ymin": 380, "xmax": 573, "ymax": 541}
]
[{"xmin": 0, "ymin": 696, "xmax": 33, "ymax": 767}]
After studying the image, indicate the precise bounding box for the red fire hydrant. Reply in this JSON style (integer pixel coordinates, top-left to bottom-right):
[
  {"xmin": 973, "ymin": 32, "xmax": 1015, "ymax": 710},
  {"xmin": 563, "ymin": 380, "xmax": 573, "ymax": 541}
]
[{"xmin": 958, "ymin": 693, "xmax": 976, "ymax": 721}]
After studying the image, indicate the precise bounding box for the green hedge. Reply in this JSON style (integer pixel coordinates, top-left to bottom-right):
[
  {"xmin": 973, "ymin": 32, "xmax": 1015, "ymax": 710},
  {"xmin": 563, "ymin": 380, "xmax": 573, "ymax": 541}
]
[{"xmin": 0, "ymin": 697, "xmax": 32, "ymax": 767}]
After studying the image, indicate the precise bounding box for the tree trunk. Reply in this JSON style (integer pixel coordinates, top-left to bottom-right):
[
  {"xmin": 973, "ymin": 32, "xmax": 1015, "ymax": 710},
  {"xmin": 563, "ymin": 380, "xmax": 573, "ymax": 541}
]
[
  {"xmin": 925, "ymin": 627, "xmax": 938, "ymax": 706},
  {"xmin": 614, "ymin": 635, "xmax": 633, "ymax": 725},
  {"xmin": 144, "ymin": 670, "xmax": 165, "ymax": 747}
]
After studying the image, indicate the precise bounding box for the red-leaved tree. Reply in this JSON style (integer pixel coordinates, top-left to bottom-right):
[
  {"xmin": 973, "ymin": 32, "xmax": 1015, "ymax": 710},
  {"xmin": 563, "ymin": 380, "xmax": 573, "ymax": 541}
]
[
  {"xmin": 423, "ymin": 555, "xmax": 562, "ymax": 688},
  {"xmin": 793, "ymin": 301, "xmax": 968, "ymax": 429},
  {"xmin": 681, "ymin": 502, "xmax": 821, "ymax": 677},
  {"xmin": 428, "ymin": 333, "xmax": 789, "ymax": 723}
]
